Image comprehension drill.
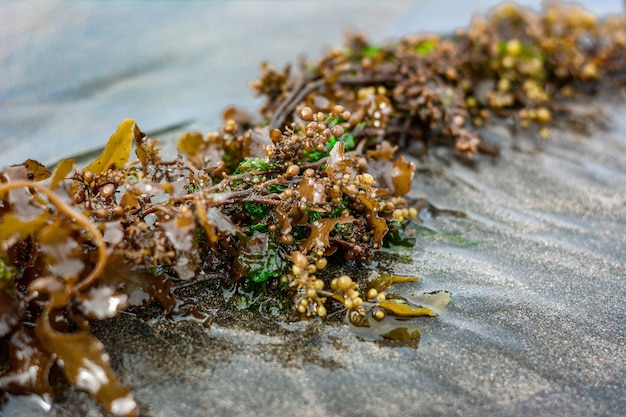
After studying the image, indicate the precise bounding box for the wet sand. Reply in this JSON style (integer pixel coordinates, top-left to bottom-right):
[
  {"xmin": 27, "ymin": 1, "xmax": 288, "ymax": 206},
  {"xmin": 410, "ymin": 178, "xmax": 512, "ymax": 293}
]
[{"xmin": 1, "ymin": 2, "xmax": 625, "ymax": 417}]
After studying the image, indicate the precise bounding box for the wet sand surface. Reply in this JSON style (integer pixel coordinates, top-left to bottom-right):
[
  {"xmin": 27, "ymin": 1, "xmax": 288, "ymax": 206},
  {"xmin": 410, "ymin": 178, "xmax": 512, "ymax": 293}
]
[{"xmin": 1, "ymin": 2, "xmax": 625, "ymax": 417}]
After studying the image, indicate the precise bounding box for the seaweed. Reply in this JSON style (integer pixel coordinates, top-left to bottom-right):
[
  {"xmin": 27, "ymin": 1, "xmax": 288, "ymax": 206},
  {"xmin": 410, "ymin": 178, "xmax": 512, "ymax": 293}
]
[
  {"xmin": 1, "ymin": 2, "xmax": 625, "ymax": 415},
  {"xmin": 0, "ymin": 114, "xmax": 420, "ymax": 415}
]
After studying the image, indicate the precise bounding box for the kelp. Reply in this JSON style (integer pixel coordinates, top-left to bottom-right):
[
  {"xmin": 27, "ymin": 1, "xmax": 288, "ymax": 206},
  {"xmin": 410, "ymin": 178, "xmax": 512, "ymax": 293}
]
[{"xmin": 1, "ymin": 2, "xmax": 625, "ymax": 415}]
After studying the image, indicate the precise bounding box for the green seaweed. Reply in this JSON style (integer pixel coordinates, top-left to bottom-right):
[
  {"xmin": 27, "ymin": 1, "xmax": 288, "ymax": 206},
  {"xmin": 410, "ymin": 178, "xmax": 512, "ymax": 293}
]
[
  {"xmin": 244, "ymin": 202, "xmax": 270, "ymax": 221},
  {"xmin": 414, "ymin": 39, "xmax": 437, "ymax": 56},
  {"xmin": 236, "ymin": 233, "xmax": 284, "ymax": 284},
  {"xmin": 302, "ymin": 133, "xmax": 355, "ymax": 162}
]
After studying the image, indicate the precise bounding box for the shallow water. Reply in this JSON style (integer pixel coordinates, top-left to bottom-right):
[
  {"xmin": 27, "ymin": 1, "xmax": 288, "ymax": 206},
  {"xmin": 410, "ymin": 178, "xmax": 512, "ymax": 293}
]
[{"xmin": 1, "ymin": 2, "xmax": 625, "ymax": 417}]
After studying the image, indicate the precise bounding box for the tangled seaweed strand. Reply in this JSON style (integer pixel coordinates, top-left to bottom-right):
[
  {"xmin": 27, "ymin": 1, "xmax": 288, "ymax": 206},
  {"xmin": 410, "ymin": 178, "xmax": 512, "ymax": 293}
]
[
  {"xmin": 252, "ymin": 2, "xmax": 626, "ymax": 154},
  {"xmin": 1, "ymin": 2, "xmax": 625, "ymax": 415},
  {"xmin": 0, "ymin": 112, "xmax": 424, "ymax": 415}
]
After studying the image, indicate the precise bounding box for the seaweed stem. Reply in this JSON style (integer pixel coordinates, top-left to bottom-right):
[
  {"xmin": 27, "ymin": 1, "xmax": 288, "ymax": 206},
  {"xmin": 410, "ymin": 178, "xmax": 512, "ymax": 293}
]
[
  {"xmin": 270, "ymin": 75, "xmax": 396, "ymax": 129},
  {"xmin": 0, "ymin": 181, "xmax": 107, "ymax": 292}
]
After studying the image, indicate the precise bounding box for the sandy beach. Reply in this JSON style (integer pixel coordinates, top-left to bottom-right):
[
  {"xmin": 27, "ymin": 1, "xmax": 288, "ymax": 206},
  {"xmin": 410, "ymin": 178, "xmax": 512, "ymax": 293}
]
[{"xmin": 1, "ymin": 2, "xmax": 624, "ymax": 416}]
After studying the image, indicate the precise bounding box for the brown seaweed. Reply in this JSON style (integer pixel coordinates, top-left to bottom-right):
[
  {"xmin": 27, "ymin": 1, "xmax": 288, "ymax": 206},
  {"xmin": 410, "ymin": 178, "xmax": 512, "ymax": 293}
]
[{"xmin": 1, "ymin": 2, "xmax": 625, "ymax": 415}]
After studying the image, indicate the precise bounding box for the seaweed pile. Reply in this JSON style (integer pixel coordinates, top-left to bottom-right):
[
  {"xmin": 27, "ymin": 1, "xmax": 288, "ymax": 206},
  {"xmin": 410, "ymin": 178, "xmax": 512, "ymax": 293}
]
[{"xmin": 1, "ymin": 2, "xmax": 625, "ymax": 416}]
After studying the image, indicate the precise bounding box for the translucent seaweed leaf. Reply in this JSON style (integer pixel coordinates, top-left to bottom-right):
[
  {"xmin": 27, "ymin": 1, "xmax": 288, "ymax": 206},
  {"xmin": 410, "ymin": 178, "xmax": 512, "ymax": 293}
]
[
  {"xmin": 354, "ymin": 192, "xmax": 388, "ymax": 247},
  {"xmin": 406, "ymin": 290, "xmax": 452, "ymax": 316},
  {"xmin": 102, "ymin": 221, "xmax": 125, "ymax": 246},
  {"xmin": 365, "ymin": 271, "xmax": 420, "ymax": 293},
  {"xmin": 235, "ymin": 232, "xmax": 283, "ymax": 283},
  {"xmin": 50, "ymin": 158, "xmax": 75, "ymax": 190},
  {"xmin": 381, "ymin": 326, "xmax": 420, "ymax": 341},
  {"xmin": 0, "ymin": 212, "xmax": 51, "ymax": 243},
  {"xmin": 301, "ymin": 216, "xmax": 354, "ymax": 254},
  {"xmin": 378, "ymin": 300, "xmax": 436, "ymax": 317},
  {"xmin": 324, "ymin": 141, "xmax": 351, "ymax": 174},
  {"xmin": 390, "ymin": 275, "xmax": 421, "ymax": 284},
  {"xmin": 21, "ymin": 159, "xmax": 51, "ymax": 182},
  {"xmin": 195, "ymin": 202, "xmax": 238, "ymax": 246},
  {"xmin": 347, "ymin": 310, "xmax": 421, "ymax": 346},
  {"xmin": 162, "ymin": 215, "xmax": 195, "ymax": 252},
  {"xmin": 177, "ymin": 131, "xmax": 205, "ymax": 156},
  {"xmin": 35, "ymin": 311, "xmax": 137, "ymax": 416},
  {"xmin": 366, "ymin": 140, "xmax": 398, "ymax": 160},
  {"xmin": 380, "ymin": 290, "xmax": 451, "ymax": 317},
  {"xmin": 84, "ymin": 119, "xmax": 135, "ymax": 174},
  {"xmin": 96, "ymin": 254, "xmax": 175, "ymax": 311},
  {"xmin": 0, "ymin": 327, "xmax": 55, "ymax": 395},
  {"xmin": 119, "ymin": 191, "xmax": 141, "ymax": 211},
  {"xmin": 297, "ymin": 176, "xmax": 327, "ymax": 204},
  {"xmin": 39, "ymin": 220, "xmax": 85, "ymax": 278},
  {"xmin": 0, "ymin": 166, "xmax": 49, "ymax": 220},
  {"xmin": 133, "ymin": 126, "xmax": 158, "ymax": 173},
  {"xmin": 390, "ymin": 155, "xmax": 415, "ymax": 197},
  {"xmin": 78, "ymin": 286, "xmax": 129, "ymax": 320},
  {"xmin": 244, "ymin": 127, "xmax": 273, "ymax": 159}
]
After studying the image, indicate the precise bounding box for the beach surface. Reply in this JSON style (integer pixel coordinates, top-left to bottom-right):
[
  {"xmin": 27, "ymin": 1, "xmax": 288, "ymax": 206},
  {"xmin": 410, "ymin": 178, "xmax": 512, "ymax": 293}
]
[{"xmin": 1, "ymin": 2, "xmax": 624, "ymax": 416}]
